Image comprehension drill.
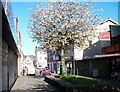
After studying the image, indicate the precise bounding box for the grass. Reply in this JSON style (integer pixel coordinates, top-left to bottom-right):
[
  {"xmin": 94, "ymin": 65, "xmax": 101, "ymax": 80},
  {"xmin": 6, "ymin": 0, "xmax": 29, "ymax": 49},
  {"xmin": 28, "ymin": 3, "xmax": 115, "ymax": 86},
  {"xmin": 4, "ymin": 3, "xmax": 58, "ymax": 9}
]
[
  {"xmin": 54, "ymin": 74, "xmax": 99, "ymax": 85},
  {"xmin": 53, "ymin": 74, "xmax": 120, "ymax": 91}
]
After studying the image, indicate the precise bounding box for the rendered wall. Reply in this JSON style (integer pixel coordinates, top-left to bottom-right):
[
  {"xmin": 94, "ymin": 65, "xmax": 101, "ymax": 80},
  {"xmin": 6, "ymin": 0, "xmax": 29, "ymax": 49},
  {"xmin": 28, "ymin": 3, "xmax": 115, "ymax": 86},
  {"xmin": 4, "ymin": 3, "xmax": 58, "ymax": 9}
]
[
  {"xmin": 2, "ymin": 40, "xmax": 8, "ymax": 91},
  {"xmin": 0, "ymin": 2, "xmax": 2, "ymax": 91}
]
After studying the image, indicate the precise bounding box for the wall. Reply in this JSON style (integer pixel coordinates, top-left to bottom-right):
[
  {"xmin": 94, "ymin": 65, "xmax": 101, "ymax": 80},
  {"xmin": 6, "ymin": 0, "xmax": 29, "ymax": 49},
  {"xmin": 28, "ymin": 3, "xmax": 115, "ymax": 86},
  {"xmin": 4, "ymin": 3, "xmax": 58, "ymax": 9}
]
[
  {"xmin": 37, "ymin": 50, "xmax": 47, "ymax": 68},
  {"xmin": 1, "ymin": 5, "xmax": 18, "ymax": 91},
  {"xmin": 92, "ymin": 59, "xmax": 109, "ymax": 78},
  {"xmin": 75, "ymin": 60, "xmax": 90, "ymax": 76},
  {"xmin": 0, "ymin": 38, "xmax": 2, "ymax": 92},
  {"xmin": 74, "ymin": 19, "xmax": 117, "ymax": 60},
  {"xmin": 0, "ymin": 2, "xmax": 2, "ymax": 91},
  {"xmin": 2, "ymin": 40, "xmax": 18, "ymax": 91},
  {"xmin": 74, "ymin": 48, "xmax": 83, "ymax": 60},
  {"xmin": 14, "ymin": 17, "xmax": 21, "ymax": 76},
  {"xmin": 8, "ymin": 49, "xmax": 18, "ymax": 90},
  {"xmin": 75, "ymin": 58, "xmax": 109, "ymax": 79},
  {"xmin": 2, "ymin": 40, "xmax": 9, "ymax": 91},
  {"xmin": 118, "ymin": 1, "xmax": 120, "ymax": 24}
]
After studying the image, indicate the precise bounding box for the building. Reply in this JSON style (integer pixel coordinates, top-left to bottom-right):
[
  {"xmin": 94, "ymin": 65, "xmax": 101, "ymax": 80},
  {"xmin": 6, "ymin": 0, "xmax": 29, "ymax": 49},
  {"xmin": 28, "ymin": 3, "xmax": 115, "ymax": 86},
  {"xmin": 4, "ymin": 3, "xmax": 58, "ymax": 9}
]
[
  {"xmin": 35, "ymin": 46, "xmax": 47, "ymax": 75},
  {"xmin": 47, "ymin": 18, "xmax": 118, "ymax": 75},
  {"xmin": 76, "ymin": 21, "xmax": 120, "ymax": 79},
  {"xmin": 1, "ymin": 1, "xmax": 19, "ymax": 91},
  {"xmin": 22, "ymin": 55, "xmax": 35, "ymax": 75},
  {"xmin": 118, "ymin": 2, "xmax": 120, "ymax": 24},
  {"xmin": 14, "ymin": 17, "xmax": 22, "ymax": 76},
  {"xmin": 47, "ymin": 50, "xmax": 61, "ymax": 74},
  {"xmin": 100, "ymin": 25, "xmax": 120, "ymax": 79},
  {"xmin": 81, "ymin": 18, "xmax": 118, "ymax": 59}
]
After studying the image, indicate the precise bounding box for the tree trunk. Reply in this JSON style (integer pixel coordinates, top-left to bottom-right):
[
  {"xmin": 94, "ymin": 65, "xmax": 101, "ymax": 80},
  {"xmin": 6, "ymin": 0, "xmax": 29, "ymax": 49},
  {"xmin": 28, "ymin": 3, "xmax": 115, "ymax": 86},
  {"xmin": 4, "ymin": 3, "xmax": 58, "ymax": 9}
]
[{"xmin": 61, "ymin": 49, "xmax": 66, "ymax": 74}]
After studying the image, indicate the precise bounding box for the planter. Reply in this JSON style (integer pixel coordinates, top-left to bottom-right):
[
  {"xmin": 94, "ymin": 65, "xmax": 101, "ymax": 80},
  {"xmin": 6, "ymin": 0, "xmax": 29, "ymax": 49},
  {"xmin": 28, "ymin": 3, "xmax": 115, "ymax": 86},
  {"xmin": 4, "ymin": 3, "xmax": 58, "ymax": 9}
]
[{"xmin": 45, "ymin": 75, "xmax": 120, "ymax": 92}]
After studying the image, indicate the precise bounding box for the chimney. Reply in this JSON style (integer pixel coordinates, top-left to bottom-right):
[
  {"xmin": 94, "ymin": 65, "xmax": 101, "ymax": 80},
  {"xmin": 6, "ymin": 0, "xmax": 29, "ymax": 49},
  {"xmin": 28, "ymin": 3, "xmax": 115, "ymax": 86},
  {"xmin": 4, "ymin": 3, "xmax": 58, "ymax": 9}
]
[{"xmin": 14, "ymin": 17, "xmax": 18, "ymax": 32}]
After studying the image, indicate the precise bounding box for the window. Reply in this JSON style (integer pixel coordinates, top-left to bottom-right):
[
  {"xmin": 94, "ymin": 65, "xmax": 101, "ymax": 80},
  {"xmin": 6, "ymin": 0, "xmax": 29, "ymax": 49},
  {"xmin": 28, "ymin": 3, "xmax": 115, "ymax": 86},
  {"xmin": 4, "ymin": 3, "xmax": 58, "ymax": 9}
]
[{"xmin": 45, "ymin": 57, "xmax": 47, "ymax": 60}]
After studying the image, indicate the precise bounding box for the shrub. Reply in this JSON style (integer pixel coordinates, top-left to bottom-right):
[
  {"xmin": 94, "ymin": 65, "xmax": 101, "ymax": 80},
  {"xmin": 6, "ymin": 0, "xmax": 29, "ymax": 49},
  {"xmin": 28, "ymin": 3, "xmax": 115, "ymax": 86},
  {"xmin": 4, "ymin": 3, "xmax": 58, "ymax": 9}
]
[{"xmin": 59, "ymin": 74, "xmax": 98, "ymax": 84}]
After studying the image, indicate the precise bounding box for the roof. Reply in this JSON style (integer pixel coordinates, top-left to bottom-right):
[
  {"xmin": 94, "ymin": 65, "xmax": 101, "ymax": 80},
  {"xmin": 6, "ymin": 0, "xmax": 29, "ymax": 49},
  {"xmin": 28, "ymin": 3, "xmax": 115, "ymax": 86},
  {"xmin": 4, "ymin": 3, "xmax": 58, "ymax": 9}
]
[
  {"xmin": 99, "ymin": 18, "xmax": 118, "ymax": 25},
  {"xmin": 25, "ymin": 55, "xmax": 35, "ymax": 61},
  {"xmin": 35, "ymin": 46, "xmax": 47, "ymax": 52}
]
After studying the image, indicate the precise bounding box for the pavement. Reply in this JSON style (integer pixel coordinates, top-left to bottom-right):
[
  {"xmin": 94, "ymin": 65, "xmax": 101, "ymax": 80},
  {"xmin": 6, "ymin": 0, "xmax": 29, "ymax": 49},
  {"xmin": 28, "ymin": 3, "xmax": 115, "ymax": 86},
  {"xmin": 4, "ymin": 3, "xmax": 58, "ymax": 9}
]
[{"xmin": 11, "ymin": 75, "xmax": 60, "ymax": 92}]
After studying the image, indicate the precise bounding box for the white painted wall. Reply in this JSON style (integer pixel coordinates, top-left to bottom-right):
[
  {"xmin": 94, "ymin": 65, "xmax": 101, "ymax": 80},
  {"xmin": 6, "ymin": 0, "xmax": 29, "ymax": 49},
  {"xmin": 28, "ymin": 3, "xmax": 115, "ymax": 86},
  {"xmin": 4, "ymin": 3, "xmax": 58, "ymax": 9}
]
[
  {"xmin": 74, "ymin": 48, "xmax": 84, "ymax": 60},
  {"xmin": 25, "ymin": 56, "xmax": 35, "ymax": 74},
  {"xmin": 36, "ymin": 50, "xmax": 47, "ymax": 69},
  {"xmin": 73, "ymin": 19, "xmax": 117, "ymax": 60}
]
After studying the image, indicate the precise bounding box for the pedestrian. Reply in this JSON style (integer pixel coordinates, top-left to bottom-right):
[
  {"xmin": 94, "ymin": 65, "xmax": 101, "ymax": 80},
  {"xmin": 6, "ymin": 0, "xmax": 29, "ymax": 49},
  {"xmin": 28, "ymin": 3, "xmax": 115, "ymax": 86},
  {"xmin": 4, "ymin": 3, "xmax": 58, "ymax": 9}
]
[
  {"xmin": 41, "ymin": 69, "xmax": 46, "ymax": 77},
  {"xmin": 23, "ymin": 68, "xmax": 25, "ymax": 76}
]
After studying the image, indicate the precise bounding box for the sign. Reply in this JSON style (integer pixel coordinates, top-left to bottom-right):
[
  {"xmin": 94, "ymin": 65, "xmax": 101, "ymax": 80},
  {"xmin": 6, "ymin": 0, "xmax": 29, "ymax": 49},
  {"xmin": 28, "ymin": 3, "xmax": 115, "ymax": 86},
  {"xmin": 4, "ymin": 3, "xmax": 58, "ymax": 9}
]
[{"xmin": 99, "ymin": 32, "xmax": 110, "ymax": 41}]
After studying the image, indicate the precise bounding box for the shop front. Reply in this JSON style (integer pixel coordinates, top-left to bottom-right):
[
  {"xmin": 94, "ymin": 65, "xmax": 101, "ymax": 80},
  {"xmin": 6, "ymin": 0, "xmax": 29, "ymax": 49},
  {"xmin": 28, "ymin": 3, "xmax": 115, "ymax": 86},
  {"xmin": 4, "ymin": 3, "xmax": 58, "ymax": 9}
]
[{"xmin": 95, "ymin": 54, "xmax": 120, "ymax": 80}]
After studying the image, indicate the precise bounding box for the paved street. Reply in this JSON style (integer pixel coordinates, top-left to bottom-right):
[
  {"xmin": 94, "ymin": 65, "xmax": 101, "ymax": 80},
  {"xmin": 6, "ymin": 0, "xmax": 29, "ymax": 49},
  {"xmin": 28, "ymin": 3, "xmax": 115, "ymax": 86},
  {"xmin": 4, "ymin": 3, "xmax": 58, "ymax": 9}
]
[{"xmin": 11, "ymin": 76, "xmax": 60, "ymax": 92}]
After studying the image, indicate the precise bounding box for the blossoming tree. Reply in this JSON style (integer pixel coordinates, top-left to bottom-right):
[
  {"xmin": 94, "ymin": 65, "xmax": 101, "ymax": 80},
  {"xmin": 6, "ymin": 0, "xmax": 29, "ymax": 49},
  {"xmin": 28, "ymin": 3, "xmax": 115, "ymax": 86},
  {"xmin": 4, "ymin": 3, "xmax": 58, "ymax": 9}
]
[{"xmin": 28, "ymin": 1, "xmax": 101, "ymax": 74}]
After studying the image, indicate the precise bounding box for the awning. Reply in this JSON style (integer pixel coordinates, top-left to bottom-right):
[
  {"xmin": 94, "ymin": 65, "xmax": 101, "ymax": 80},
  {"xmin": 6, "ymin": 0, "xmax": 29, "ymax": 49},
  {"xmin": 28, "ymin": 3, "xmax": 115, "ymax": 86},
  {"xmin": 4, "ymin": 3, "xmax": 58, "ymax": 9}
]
[{"xmin": 94, "ymin": 53, "xmax": 120, "ymax": 58}]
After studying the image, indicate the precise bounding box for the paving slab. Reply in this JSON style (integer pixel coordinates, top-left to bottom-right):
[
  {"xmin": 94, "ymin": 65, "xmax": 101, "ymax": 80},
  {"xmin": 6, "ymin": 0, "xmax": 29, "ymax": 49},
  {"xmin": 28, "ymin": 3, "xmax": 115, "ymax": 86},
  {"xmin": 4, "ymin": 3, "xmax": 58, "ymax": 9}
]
[{"xmin": 11, "ymin": 76, "xmax": 60, "ymax": 92}]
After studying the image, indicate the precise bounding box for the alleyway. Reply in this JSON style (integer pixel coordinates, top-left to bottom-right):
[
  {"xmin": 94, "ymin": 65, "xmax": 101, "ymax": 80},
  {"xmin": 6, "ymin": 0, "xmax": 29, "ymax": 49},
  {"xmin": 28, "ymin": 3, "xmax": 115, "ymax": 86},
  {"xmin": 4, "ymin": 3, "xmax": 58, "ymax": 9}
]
[{"xmin": 11, "ymin": 76, "xmax": 60, "ymax": 92}]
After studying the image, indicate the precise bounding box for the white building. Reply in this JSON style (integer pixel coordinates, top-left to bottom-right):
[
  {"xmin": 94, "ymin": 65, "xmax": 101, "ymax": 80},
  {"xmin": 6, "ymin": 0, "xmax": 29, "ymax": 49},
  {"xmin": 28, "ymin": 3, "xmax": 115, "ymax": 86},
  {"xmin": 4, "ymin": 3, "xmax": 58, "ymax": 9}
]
[
  {"xmin": 23, "ymin": 55, "xmax": 35, "ymax": 75},
  {"xmin": 35, "ymin": 47, "xmax": 47, "ymax": 70},
  {"xmin": 73, "ymin": 18, "xmax": 118, "ymax": 60}
]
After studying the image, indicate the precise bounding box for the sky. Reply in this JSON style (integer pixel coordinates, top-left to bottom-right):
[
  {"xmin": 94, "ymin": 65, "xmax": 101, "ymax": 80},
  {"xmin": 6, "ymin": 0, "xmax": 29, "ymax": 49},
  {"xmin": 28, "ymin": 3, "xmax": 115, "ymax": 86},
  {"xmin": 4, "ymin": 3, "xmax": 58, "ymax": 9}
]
[{"xmin": 11, "ymin": 1, "xmax": 119, "ymax": 55}]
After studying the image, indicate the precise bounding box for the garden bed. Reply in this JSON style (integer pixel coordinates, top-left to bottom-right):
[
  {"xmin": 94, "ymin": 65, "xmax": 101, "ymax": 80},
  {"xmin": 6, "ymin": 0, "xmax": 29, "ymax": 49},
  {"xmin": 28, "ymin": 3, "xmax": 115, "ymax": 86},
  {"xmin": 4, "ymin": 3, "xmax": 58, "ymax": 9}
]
[
  {"xmin": 45, "ymin": 74, "xmax": 120, "ymax": 92},
  {"xmin": 55, "ymin": 74, "xmax": 99, "ymax": 85}
]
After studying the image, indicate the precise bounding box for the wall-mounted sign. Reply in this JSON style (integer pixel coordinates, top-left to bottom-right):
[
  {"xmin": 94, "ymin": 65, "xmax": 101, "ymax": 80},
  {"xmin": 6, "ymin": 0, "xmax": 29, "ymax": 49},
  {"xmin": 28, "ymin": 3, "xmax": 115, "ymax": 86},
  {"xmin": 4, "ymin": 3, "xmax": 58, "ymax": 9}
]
[{"xmin": 99, "ymin": 32, "xmax": 110, "ymax": 41}]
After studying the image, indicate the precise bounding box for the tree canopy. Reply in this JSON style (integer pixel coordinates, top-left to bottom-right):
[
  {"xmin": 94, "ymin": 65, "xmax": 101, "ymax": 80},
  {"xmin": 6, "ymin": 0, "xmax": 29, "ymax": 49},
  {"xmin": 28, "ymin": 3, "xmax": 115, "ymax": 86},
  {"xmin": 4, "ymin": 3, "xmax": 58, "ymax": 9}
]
[
  {"xmin": 28, "ymin": 1, "xmax": 101, "ymax": 73},
  {"xmin": 28, "ymin": 1, "xmax": 101, "ymax": 51}
]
